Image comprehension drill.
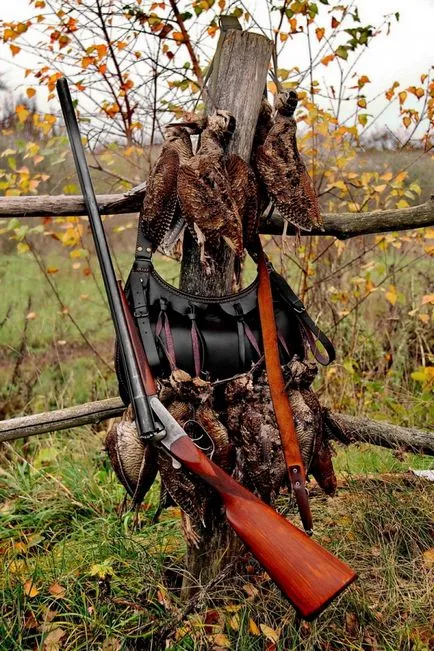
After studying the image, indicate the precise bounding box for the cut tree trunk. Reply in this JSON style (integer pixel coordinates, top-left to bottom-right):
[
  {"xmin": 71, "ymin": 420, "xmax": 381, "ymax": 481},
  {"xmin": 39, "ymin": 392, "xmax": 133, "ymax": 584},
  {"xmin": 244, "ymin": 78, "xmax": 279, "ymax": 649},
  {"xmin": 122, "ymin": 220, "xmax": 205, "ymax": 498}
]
[{"xmin": 177, "ymin": 27, "xmax": 273, "ymax": 595}]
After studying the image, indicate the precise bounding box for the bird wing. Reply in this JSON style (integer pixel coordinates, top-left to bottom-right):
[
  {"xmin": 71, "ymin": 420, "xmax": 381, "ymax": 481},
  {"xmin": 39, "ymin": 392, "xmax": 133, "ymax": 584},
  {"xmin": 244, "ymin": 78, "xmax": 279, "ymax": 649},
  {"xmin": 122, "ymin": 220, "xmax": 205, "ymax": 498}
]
[
  {"xmin": 226, "ymin": 154, "xmax": 259, "ymax": 248},
  {"xmin": 256, "ymin": 120, "xmax": 321, "ymax": 232},
  {"xmin": 140, "ymin": 147, "xmax": 180, "ymax": 249}
]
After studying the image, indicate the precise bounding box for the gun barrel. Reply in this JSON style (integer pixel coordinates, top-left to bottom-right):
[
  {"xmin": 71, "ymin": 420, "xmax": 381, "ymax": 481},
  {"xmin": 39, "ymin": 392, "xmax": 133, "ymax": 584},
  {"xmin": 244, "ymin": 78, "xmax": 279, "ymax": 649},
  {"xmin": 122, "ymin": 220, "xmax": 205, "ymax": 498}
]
[{"xmin": 56, "ymin": 77, "xmax": 157, "ymax": 439}]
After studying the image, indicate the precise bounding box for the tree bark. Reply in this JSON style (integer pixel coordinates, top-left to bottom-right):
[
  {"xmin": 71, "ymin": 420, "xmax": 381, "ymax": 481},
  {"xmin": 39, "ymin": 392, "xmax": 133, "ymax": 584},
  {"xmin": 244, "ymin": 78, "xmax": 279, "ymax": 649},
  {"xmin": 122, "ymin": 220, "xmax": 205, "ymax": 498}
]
[
  {"xmin": 1, "ymin": 192, "xmax": 432, "ymax": 239},
  {"xmin": 176, "ymin": 27, "xmax": 274, "ymax": 593}
]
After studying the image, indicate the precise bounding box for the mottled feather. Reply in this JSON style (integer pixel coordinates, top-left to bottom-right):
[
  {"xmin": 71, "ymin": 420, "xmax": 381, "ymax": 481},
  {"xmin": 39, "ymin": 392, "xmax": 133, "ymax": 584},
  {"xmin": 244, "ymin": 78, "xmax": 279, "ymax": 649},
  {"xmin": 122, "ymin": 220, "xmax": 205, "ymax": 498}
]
[
  {"xmin": 140, "ymin": 126, "xmax": 193, "ymax": 250},
  {"xmin": 256, "ymin": 91, "xmax": 322, "ymax": 231},
  {"xmin": 226, "ymin": 154, "xmax": 259, "ymax": 249}
]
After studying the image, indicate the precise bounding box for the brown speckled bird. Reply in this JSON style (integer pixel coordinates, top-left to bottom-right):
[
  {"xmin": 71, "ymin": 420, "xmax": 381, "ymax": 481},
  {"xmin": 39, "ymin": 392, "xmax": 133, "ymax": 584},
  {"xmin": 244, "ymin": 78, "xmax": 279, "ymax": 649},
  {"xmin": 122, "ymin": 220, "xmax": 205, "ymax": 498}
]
[
  {"xmin": 251, "ymin": 95, "xmax": 274, "ymax": 216},
  {"xmin": 226, "ymin": 154, "xmax": 259, "ymax": 250},
  {"xmin": 140, "ymin": 125, "xmax": 193, "ymax": 250},
  {"xmin": 256, "ymin": 90, "xmax": 322, "ymax": 232},
  {"xmin": 176, "ymin": 110, "xmax": 244, "ymax": 267},
  {"xmin": 282, "ymin": 357, "xmax": 337, "ymax": 495},
  {"xmin": 105, "ymin": 406, "xmax": 158, "ymax": 508}
]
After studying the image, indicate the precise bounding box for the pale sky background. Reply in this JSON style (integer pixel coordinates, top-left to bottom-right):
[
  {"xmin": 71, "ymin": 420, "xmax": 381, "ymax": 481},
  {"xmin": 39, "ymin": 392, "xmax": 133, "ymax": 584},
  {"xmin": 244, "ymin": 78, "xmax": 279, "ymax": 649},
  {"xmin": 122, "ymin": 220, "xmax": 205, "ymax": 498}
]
[{"xmin": 0, "ymin": 0, "xmax": 433, "ymax": 136}]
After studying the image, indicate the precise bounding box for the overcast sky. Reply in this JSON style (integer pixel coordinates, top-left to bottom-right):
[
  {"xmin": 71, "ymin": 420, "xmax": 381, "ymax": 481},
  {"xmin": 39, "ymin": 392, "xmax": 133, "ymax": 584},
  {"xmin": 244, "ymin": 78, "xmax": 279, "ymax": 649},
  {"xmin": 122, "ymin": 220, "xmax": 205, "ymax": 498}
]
[{"xmin": 1, "ymin": 0, "xmax": 433, "ymax": 135}]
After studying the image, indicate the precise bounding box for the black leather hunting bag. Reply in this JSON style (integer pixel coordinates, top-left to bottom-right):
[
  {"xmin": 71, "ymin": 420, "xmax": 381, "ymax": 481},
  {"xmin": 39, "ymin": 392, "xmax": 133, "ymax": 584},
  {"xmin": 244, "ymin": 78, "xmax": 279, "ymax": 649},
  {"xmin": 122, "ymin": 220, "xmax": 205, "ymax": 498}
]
[{"xmin": 115, "ymin": 234, "xmax": 335, "ymax": 404}]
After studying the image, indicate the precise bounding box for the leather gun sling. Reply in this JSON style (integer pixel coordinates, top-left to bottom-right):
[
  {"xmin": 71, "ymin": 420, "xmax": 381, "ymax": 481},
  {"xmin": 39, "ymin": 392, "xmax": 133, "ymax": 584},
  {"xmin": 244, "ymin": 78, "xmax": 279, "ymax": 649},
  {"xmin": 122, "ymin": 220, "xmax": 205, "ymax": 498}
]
[{"xmin": 257, "ymin": 241, "xmax": 313, "ymax": 534}]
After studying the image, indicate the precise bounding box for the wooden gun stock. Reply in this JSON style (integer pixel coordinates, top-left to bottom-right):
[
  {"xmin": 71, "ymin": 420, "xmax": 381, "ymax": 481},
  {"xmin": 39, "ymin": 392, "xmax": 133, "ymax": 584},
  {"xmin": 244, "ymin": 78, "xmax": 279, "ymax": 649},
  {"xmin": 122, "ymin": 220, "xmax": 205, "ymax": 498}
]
[{"xmin": 118, "ymin": 283, "xmax": 357, "ymax": 620}]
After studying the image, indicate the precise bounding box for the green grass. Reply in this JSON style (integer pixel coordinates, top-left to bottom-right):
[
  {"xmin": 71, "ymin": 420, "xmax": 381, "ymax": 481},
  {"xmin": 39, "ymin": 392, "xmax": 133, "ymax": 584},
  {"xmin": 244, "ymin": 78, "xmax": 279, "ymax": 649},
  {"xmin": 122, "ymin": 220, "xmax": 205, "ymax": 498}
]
[{"xmin": 0, "ymin": 431, "xmax": 432, "ymax": 650}]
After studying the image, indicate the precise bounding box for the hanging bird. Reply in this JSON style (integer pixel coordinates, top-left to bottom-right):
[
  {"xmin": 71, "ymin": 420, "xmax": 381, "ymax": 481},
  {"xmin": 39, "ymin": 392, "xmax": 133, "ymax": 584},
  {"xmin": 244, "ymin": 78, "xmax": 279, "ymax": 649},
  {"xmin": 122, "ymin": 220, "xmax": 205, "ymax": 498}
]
[
  {"xmin": 282, "ymin": 356, "xmax": 337, "ymax": 495},
  {"xmin": 256, "ymin": 90, "xmax": 323, "ymax": 232},
  {"xmin": 175, "ymin": 110, "xmax": 244, "ymax": 267},
  {"xmin": 250, "ymin": 94, "xmax": 274, "ymax": 217},
  {"xmin": 105, "ymin": 406, "xmax": 158, "ymax": 509},
  {"xmin": 226, "ymin": 153, "xmax": 259, "ymax": 251},
  {"xmin": 140, "ymin": 125, "xmax": 193, "ymax": 250}
]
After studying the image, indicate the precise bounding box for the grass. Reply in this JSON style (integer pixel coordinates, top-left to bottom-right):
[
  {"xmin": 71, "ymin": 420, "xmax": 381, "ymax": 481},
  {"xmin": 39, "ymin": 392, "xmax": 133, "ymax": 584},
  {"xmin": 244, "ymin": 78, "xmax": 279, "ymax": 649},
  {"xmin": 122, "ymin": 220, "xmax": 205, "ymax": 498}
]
[
  {"xmin": 0, "ymin": 430, "xmax": 432, "ymax": 650},
  {"xmin": 0, "ymin": 226, "xmax": 433, "ymax": 648}
]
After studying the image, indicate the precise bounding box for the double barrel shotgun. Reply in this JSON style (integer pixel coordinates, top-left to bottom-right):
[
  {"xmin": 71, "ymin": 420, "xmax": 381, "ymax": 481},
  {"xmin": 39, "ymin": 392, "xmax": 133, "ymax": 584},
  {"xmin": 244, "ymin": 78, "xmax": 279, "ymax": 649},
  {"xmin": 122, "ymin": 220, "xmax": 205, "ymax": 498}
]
[{"xmin": 56, "ymin": 76, "xmax": 357, "ymax": 621}]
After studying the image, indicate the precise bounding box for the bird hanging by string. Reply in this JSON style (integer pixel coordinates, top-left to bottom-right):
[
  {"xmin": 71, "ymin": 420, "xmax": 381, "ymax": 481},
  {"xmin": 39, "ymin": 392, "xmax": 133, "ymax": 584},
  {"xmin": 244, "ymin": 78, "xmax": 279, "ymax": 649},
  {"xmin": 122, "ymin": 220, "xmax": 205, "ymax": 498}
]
[
  {"xmin": 170, "ymin": 110, "xmax": 245, "ymax": 269},
  {"xmin": 250, "ymin": 93, "xmax": 274, "ymax": 217},
  {"xmin": 256, "ymin": 90, "xmax": 323, "ymax": 232},
  {"xmin": 139, "ymin": 125, "xmax": 194, "ymax": 251}
]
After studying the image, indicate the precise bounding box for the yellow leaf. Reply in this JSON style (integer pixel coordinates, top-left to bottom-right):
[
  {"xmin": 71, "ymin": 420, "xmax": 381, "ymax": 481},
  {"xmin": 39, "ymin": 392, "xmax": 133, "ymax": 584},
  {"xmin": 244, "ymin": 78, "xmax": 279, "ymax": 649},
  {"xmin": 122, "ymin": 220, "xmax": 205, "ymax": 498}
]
[
  {"xmin": 16, "ymin": 104, "xmax": 30, "ymax": 123},
  {"xmin": 260, "ymin": 624, "xmax": 279, "ymax": 643},
  {"xmin": 229, "ymin": 613, "xmax": 240, "ymax": 631},
  {"xmin": 385, "ymin": 285, "xmax": 397, "ymax": 306},
  {"xmin": 403, "ymin": 116, "xmax": 411, "ymax": 129},
  {"xmin": 423, "ymin": 548, "xmax": 434, "ymax": 568},
  {"xmin": 10, "ymin": 44, "xmax": 21, "ymax": 56},
  {"xmin": 358, "ymin": 113, "xmax": 368, "ymax": 126},
  {"xmin": 373, "ymin": 184, "xmax": 386, "ymax": 193},
  {"xmin": 396, "ymin": 199, "xmax": 409, "ymax": 209},
  {"xmin": 357, "ymin": 97, "xmax": 367, "ymax": 109},
  {"xmin": 26, "ymin": 88, "xmax": 36, "ymax": 99},
  {"xmin": 172, "ymin": 31, "xmax": 184, "ymax": 42},
  {"xmin": 23, "ymin": 579, "xmax": 39, "ymax": 598},
  {"xmin": 17, "ymin": 242, "xmax": 30, "ymax": 254},
  {"xmin": 225, "ymin": 604, "xmax": 241, "ymax": 613},
  {"xmin": 422, "ymin": 294, "xmax": 434, "ymax": 305},
  {"xmin": 117, "ymin": 41, "xmax": 127, "ymax": 50},
  {"xmin": 267, "ymin": 81, "xmax": 277, "ymax": 94},
  {"xmin": 279, "ymin": 32, "xmax": 288, "ymax": 42},
  {"xmin": 249, "ymin": 619, "xmax": 260, "ymax": 635},
  {"xmin": 212, "ymin": 633, "xmax": 231, "ymax": 648},
  {"xmin": 315, "ymin": 27, "xmax": 325, "ymax": 41},
  {"xmin": 398, "ymin": 90, "xmax": 407, "ymax": 105},
  {"xmin": 26, "ymin": 311, "xmax": 37, "ymax": 320},
  {"xmin": 47, "ymin": 266, "xmax": 59, "ymax": 274}
]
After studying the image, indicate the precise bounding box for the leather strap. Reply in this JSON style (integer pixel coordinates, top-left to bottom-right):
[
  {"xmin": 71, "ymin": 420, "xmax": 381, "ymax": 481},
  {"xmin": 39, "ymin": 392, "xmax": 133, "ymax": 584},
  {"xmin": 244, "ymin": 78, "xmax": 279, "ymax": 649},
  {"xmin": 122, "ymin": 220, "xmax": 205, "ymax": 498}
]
[{"xmin": 256, "ymin": 239, "xmax": 313, "ymax": 534}]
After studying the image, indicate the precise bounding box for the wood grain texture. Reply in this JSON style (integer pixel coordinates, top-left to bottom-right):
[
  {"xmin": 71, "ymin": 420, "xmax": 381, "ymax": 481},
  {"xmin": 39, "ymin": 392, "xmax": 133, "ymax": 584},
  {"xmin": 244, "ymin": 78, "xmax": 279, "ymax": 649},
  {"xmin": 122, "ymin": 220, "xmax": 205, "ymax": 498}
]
[
  {"xmin": 170, "ymin": 434, "xmax": 356, "ymax": 620},
  {"xmin": 1, "ymin": 193, "xmax": 432, "ymax": 240}
]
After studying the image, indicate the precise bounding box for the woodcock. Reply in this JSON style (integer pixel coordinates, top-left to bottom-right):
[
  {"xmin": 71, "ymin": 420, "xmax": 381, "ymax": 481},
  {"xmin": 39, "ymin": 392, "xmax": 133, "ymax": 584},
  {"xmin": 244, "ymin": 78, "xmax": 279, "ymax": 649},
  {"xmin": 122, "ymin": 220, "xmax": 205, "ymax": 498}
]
[
  {"xmin": 256, "ymin": 90, "xmax": 323, "ymax": 231},
  {"xmin": 140, "ymin": 125, "xmax": 193, "ymax": 250},
  {"xmin": 175, "ymin": 110, "xmax": 245, "ymax": 267}
]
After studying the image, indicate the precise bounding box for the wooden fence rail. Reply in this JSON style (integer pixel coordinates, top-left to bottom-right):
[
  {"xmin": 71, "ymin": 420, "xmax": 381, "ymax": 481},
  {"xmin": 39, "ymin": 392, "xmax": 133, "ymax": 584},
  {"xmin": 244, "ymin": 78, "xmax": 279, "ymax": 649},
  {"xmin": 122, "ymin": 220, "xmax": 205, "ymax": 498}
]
[
  {"xmin": 0, "ymin": 188, "xmax": 433, "ymax": 240},
  {"xmin": 1, "ymin": 397, "xmax": 433, "ymax": 456}
]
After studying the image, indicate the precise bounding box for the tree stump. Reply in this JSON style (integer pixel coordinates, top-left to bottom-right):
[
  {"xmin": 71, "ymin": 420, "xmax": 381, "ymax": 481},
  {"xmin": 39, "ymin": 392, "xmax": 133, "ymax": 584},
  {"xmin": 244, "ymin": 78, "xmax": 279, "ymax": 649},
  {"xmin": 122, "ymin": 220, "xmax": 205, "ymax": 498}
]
[{"xmin": 178, "ymin": 27, "xmax": 273, "ymax": 596}]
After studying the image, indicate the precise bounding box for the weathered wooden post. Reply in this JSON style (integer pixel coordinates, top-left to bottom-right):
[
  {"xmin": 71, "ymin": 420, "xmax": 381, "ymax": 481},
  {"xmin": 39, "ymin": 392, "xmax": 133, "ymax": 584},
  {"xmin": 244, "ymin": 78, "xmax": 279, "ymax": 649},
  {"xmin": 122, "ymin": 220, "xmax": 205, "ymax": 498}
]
[{"xmin": 178, "ymin": 22, "xmax": 273, "ymax": 594}]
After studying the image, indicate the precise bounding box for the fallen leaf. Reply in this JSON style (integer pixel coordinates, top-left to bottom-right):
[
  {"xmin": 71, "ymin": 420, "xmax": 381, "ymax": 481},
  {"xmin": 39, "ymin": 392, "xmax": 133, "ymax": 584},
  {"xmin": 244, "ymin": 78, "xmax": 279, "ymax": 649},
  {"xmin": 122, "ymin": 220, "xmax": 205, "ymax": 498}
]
[
  {"xmin": 26, "ymin": 312, "xmax": 37, "ymax": 320},
  {"xmin": 422, "ymin": 547, "xmax": 434, "ymax": 568},
  {"xmin": 242, "ymin": 582, "xmax": 259, "ymax": 599},
  {"xmin": 43, "ymin": 627, "xmax": 66, "ymax": 651},
  {"xmin": 249, "ymin": 618, "xmax": 260, "ymax": 635},
  {"xmin": 23, "ymin": 611, "xmax": 39, "ymax": 629},
  {"xmin": 211, "ymin": 633, "xmax": 231, "ymax": 649},
  {"xmin": 48, "ymin": 582, "xmax": 66, "ymax": 599},
  {"xmin": 23, "ymin": 579, "xmax": 39, "ymax": 598},
  {"xmin": 228, "ymin": 613, "xmax": 240, "ymax": 631},
  {"xmin": 260, "ymin": 624, "xmax": 279, "ymax": 643}
]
